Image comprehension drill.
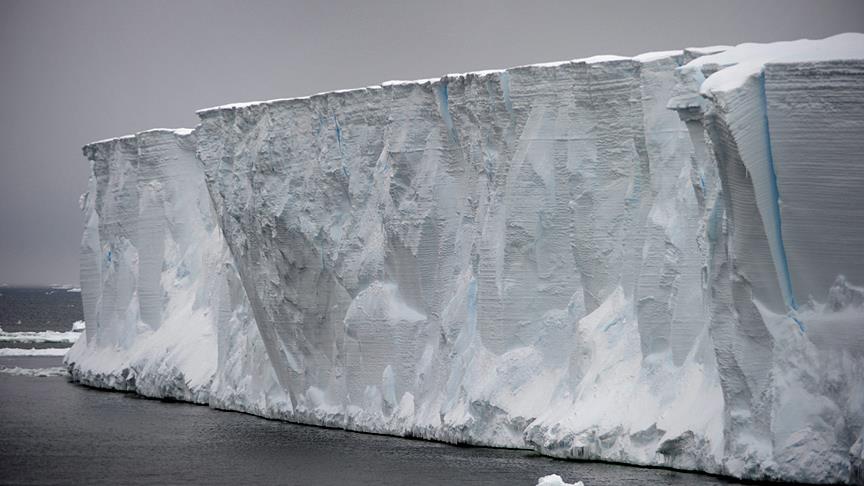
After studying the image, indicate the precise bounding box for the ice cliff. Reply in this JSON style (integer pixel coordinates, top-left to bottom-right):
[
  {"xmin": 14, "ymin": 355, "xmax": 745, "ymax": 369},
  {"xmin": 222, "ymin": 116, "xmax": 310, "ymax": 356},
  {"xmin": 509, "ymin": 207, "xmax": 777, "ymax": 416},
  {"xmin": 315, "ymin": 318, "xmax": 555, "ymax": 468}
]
[
  {"xmin": 66, "ymin": 129, "xmax": 289, "ymax": 415},
  {"xmin": 65, "ymin": 34, "xmax": 864, "ymax": 484}
]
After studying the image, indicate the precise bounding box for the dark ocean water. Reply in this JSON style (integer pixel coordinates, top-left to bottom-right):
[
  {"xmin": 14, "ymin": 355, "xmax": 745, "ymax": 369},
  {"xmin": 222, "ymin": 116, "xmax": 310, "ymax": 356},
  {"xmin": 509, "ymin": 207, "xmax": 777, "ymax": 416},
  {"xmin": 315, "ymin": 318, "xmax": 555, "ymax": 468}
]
[
  {"xmin": 0, "ymin": 286, "xmax": 84, "ymax": 332},
  {"xmin": 0, "ymin": 289, "xmax": 759, "ymax": 485}
]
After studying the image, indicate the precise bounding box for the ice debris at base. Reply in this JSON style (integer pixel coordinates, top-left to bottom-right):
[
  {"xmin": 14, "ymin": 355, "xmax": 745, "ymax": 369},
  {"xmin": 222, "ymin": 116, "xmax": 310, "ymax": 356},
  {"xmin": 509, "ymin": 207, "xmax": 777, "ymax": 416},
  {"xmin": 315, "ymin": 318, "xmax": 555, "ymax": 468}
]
[
  {"xmin": 536, "ymin": 475, "xmax": 584, "ymax": 486},
  {"xmin": 66, "ymin": 34, "xmax": 864, "ymax": 485},
  {"xmin": 71, "ymin": 320, "xmax": 86, "ymax": 332}
]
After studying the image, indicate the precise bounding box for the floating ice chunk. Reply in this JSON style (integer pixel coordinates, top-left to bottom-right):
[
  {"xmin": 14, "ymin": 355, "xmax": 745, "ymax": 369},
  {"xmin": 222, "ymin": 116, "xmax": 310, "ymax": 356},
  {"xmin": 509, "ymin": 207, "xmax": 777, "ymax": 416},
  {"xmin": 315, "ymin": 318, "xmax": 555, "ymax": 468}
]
[{"xmin": 536, "ymin": 474, "xmax": 584, "ymax": 486}]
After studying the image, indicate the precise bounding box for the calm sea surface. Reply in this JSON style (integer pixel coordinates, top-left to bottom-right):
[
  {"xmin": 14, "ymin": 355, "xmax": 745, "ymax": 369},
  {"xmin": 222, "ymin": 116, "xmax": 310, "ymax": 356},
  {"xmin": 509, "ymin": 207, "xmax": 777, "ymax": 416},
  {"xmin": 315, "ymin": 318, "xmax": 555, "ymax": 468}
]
[
  {"xmin": 0, "ymin": 286, "xmax": 84, "ymax": 332},
  {"xmin": 0, "ymin": 288, "xmax": 761, "ymax": 485}
]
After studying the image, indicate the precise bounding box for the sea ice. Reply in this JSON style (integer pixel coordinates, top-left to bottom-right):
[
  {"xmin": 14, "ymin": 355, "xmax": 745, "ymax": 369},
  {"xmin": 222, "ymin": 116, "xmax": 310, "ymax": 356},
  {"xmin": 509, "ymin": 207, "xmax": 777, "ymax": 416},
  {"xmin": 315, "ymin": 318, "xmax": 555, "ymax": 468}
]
[
  {"xmin": 0, "ymin": 327, "xmax": 81, "ymax": 344},
  {"xmin": 0, "ymin": 366, "xmax": 68, "ymax": 377},
  {"xmin": 1, "ymin": 348, "xmax": 69, "ymax": 357}
]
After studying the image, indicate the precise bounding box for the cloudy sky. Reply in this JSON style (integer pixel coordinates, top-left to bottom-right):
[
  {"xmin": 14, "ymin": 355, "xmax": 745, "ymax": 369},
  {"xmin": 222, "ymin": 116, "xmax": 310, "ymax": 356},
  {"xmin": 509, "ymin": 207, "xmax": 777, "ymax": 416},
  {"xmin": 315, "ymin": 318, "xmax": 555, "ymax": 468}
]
[{"xmin": 1, "ymin": 0, "xmax": 862, "ymax": 285}]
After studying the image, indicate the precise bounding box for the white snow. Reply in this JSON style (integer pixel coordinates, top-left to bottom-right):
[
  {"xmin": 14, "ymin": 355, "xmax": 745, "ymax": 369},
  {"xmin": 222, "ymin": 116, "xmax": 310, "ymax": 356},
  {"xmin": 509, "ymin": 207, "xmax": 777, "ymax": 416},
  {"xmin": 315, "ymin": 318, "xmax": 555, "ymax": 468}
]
[
  {"xmin": 633, "ymin": 49, "xmax": 683, "ymax": 63},
  {"xmin": 681, "ymin": 33, "xmax": 864, "ymax": 94},
  {"xmin": 380, "ymin": 79, "xmax": 438, "ymax": 86}
]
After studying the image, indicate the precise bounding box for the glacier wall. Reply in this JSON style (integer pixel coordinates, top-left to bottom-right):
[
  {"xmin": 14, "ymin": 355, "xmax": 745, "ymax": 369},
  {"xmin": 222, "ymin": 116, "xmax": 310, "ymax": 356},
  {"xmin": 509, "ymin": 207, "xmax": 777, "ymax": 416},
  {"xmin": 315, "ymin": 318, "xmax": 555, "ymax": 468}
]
[
  {"xmin": 665, "ymin": 37, "xmax": 864, "ymax": 482},
  {"xmin": 196, "ymin": 48, "xmax": 729, "ymax": 462},
  {"xmin": 66, "ymin": 34, "xmax": 864, "ymax": 484},
  {"xmin": 65, "ymin": 129, "xmax": 289, "ymax": 415}
]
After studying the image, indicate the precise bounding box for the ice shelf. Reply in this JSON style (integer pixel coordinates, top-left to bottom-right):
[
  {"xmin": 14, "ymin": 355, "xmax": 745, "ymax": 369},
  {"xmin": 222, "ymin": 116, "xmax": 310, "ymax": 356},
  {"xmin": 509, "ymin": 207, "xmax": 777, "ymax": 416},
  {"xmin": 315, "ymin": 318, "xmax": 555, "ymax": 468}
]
[{"xmin": 66, "ymin": 34, "xmax": 864, "ymax": 484}]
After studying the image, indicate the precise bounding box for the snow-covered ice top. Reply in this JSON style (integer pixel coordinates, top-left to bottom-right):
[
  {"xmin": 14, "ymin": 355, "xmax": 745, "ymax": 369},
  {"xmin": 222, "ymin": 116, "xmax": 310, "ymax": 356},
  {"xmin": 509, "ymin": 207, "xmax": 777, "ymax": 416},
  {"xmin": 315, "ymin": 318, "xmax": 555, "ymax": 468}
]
[
  {"xmin": 666, "ymin": 33, "xmax": 864, "ymax": 111},
  {"xmin": 194, "ymin": 47, "xmax": 734, "ymax": 116},
  {"xmin": 84, "ymin": 128, "xmax": 193, "ymax": 150},
  {"xmin": 687, "ymin": 33, "xmax": 864, "ymax": 94}
]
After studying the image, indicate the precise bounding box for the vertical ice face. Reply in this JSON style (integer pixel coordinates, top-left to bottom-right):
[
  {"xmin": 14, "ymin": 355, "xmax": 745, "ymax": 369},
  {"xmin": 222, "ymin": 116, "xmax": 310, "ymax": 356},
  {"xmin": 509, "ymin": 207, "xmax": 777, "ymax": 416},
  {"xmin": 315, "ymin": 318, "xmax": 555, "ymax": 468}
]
[
  {"xmin": 672, "ymin": 34, "xmax": 864, "ymax": 483},
  {"xmin": 80, "ymin": 135, "xmax": 139, "ymax": 349},
  {"xmin": 195, "ymin": 49, "xmax": 727, "ymax": 464},
  {"xmin": 764, "ymin": 60, "xmax": 864, "ymax": 303},
  {"xmin": 70, "ymin": 34, "xmax": 864, "ymax": 485},
  {"xmin": 66, "ymin": 129, "xmax": 284, "ymax": 409}
]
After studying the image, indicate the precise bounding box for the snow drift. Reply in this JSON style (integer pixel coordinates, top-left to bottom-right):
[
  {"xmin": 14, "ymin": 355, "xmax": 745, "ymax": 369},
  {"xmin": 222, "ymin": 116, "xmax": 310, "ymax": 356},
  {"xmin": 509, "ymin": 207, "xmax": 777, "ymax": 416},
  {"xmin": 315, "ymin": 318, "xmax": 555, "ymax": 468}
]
[{"xmin": 66, "ymin": 34, "xmax": 864, "ymax": 484}]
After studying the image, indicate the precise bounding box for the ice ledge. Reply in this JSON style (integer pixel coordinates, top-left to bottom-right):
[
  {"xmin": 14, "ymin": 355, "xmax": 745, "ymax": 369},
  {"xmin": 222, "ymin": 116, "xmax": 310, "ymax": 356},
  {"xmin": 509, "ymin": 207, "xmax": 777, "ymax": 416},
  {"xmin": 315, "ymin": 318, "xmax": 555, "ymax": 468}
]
[
  {"xmin": 83, "ymin": 128, "xmax": 194, "ymax": 153},
  {"xmin": 194, "ymin": 46, "xmax": 728, "ymax": 116},
  {"xmin": 691, "ymin": 33, "xmax": 864, "ymax": 96},
  {"xmin": 665, "ymin": 33, "xmax": 864, "ymax": 113}
]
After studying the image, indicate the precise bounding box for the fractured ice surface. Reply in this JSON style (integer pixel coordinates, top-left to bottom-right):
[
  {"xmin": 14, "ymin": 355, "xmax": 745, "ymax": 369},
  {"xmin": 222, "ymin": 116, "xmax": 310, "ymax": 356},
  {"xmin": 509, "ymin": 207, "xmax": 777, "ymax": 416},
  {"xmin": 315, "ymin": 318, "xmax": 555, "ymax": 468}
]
[
  {"xmin": 667, "ymin": 33, "xmax": 864, "ymax": 483},
  {"xmin": 66, "ymin": 34, "xmax": 864, "ymax": 484},
  {"xmin": 65, "ymin": 129, "xmax": 287, "ymax": 412}
]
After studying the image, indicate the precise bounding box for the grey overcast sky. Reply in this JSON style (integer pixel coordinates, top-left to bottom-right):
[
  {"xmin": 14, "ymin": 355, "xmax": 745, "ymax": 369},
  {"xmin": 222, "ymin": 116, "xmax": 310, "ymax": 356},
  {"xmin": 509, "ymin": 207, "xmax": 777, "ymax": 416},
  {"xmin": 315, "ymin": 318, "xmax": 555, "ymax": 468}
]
[{"xmin": 1, "ymin": 0, "xmax": 863, "ymax": 286}]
